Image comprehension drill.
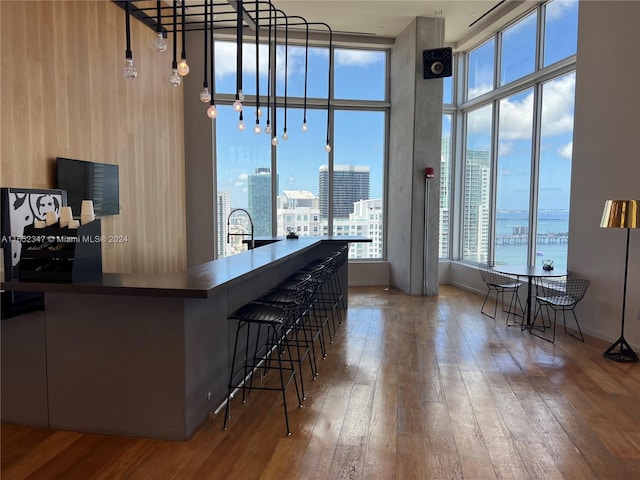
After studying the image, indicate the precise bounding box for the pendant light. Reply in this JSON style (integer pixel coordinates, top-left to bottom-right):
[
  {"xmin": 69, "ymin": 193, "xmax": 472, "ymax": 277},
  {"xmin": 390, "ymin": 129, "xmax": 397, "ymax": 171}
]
[
  {"xmin": 200, "ymin": 0, "xmax": 211, "ymax": 103},
  {"xmin": 153, "ymin": 0, "xmax": 167, "ymax": 52},
  {"xmin": 302, "ymin": 20, "xmax": 309, "ymax": 132},
  {"xmin": 233, "ymin": 0, "xmax": 244, "ymax": 112},
  {"xmin": 177, "ymin": 0, "xmax": 190, "ymax": 76},
  {"xmin": 207, "ymin": 0, "xmax": 218, "ymax": 118},
  {"xmin": 281, "ymin": 14, "xmax": 289, "ymax": 142},
  {"xmin": 122, "ymin": 1, "xmax": 137, "ymax": 79},
  {"xmin": 169, "ymin": 0, "xmax": 181, "ymax": 86},
  {"xmin": 253, "ymin": 0, "xmax": 261, "ymax": 134},
  {"xmin": 325, "ymin": 27, "xmax": 333, "ymax": 152},
  {"xmin": 264, "ymin": 3, "xmax": 273, "ymax": 135}
]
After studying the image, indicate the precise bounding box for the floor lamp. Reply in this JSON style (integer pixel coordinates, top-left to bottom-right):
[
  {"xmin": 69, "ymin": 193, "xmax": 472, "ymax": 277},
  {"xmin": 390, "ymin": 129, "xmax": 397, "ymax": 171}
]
[{"xmin": 600, "ymin": 199, "xmax": 639, "ymax": 362}]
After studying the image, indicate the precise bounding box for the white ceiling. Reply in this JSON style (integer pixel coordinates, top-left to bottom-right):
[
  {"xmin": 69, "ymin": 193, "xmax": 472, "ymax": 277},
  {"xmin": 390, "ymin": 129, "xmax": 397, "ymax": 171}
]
[{"xmin": 270, "ymin": 0, "xmax": 527, "ymax": 45}]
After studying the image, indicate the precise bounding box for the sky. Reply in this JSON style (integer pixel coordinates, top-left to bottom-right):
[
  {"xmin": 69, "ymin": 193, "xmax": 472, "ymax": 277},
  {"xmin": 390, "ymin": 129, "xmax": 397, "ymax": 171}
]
[{"xmin": 209, "ymin": 0, "xmax": 578, "ymax": 213}]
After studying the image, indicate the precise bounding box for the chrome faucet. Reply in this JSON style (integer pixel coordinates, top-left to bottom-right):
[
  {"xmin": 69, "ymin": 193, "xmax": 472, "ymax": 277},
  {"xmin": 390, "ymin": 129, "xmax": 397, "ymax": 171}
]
[{"xmin": 227, "ymin": 208, "xmax": 255, "ymax": 250}]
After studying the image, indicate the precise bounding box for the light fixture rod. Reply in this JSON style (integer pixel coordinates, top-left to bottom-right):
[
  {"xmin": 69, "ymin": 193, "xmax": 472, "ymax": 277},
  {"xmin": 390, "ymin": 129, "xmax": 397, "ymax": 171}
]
[{"xmin": 125, "ymin": 1, "xmax": 133, "ymax": 58}]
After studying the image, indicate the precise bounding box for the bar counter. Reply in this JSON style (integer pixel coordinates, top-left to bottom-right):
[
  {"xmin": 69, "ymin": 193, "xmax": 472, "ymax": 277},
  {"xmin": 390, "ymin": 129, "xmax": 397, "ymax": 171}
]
[{"xmin": 1, "ymin": 237, "xmax": 361, "ymax": 441}]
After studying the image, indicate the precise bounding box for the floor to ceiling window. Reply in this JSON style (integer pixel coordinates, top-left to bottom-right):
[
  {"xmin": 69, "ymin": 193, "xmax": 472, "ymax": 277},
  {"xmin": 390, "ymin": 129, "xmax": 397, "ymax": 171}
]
[
  {"xmin": 213, "ymin": 41, "xmax": 388, "ymax": 259},
  {"xmin": 457, "ymin": 0, "xmax": 578, "ymax": 268}
]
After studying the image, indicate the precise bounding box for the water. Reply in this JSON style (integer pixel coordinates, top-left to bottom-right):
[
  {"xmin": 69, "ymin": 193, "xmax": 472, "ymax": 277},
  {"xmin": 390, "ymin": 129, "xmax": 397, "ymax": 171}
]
[{"xmin": 495, "ymin": 211, "xmax": 568, "ymax": 269}]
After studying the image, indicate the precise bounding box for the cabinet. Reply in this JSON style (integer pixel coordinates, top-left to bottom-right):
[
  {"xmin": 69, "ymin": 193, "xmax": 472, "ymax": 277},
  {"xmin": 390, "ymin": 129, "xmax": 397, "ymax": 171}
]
[{"xmin": 19, "ymin": 220, "xmax": 102, "ymax": 282}]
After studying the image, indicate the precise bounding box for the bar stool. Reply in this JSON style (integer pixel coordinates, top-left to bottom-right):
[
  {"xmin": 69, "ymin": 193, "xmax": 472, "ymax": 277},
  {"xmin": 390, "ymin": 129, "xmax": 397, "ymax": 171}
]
[
  {"xmin": 223, "ymin": 274, "xmax": 311, "ymax": 436},
  {"xmin": 255, "ymin": 267, "xmax": 324, "ymax": 397}
]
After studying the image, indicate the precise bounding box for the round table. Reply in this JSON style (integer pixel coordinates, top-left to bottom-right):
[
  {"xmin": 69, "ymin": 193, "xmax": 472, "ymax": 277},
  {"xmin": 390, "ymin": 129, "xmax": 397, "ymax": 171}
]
[{"xmin": 492, "ymin": 265, "xmax": 569, "ymax": 326}]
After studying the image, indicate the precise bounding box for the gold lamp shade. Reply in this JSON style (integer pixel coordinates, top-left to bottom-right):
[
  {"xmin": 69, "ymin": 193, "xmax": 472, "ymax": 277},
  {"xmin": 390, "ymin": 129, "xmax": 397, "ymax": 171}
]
[{"xmin": 600, "ymin": 200, "xmax": 640, "ymax": 229}]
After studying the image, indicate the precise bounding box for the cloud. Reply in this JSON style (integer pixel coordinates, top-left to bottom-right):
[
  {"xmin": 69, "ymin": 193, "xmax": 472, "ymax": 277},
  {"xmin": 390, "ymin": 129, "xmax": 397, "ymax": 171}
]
[
  {"xmin": 237, "ymin": 173, "xmax": 248, "ymax": 181},
  {"xmin": 214, "ymin": 42, "xmax": 269, "ymax": 79},
  {"xmin": 467, "ymin": 73, "xmax": 575, "ymax": 140},
  {"xmin": 335, "ymin": 49, "xmax": 384, "ymax": 67},
  {"xmin": 499, "ymin": 142, "xmax": 514, "ymax": 156},
  {"xmin": 546, "ymin": 0, "xmax": 579, "ymax": 22},
  {"xmin": 234, "ymin": 182, "xmax": 244, "ymax": 187},
  {"xmin": 499, "ymin": 92, "xmax": 534, "ymax": 140},
  {"xmin": 540, "ymin": 73, "xmax": 575, "ymax": 135},
  {"xmin": 558, "ymin": 141, "xmax": 573, "ymax": 159},
  {"xmin": 501, "ymin": 168, "xmax": 514, "ymax": 176}
]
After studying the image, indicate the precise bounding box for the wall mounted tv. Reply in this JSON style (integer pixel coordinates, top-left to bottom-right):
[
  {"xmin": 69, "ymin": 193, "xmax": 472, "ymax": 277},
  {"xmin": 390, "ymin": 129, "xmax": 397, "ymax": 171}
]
[{"xmin": 56, "ymin": 157, "xmax": 120, "ymax": 216}]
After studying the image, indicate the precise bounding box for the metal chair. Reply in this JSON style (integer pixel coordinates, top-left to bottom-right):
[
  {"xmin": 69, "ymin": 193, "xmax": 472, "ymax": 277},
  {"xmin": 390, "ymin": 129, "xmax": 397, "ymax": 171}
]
[
  {"xmin": 530, "ymin": 278, "xmax": 590, "ymax": 343},
  {"xmin": 478, "ymin": 261, "xmax": 525, "ymax": 326},
  {"xmin": 223, "ymin": 274, "xmax": 312, "ymax": 435}
]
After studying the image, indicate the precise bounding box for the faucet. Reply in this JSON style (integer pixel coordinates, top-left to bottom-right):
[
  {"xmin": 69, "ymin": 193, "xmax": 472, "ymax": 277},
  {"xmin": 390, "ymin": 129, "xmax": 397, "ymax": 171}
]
[{"xmin": 227, "ymin": 208, "xmax": 255, "ymax": 250}]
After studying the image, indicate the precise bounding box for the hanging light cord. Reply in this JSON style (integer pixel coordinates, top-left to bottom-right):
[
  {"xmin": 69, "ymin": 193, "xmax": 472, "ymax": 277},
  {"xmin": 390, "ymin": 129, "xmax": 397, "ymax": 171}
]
[
  {"xmin": 303, "ymin": 20, "xmax": 309, "ymax": 126},
  {"xmin": 181, "ymin": 1, "xmax": 187, "ymax": 61},
  {"xmin": 125, "ymin": 1, "xmax": 132, "ymax": 59},
  {"xmin": 172, "ymin": 0, "xmax": 178, "ymax": 69},
  {"xmin": 156, "ymin": 0, "xmax": 162, "ymax": 34},
  {"xmin": 209, "ymin": 0, "xmax": 216, "ymax": 109},
  {"xmin": 283, "ymin": 14, "xmax": 289, "ymax": 136},
  {"xmin": 203, "ymin": 0, "xmax": 208, "ymax": 88},
  {"xmin": 255, "ymin": 0, "xmax": 260, "ymax": 126},
  {"xmin": 236, "ymin": 0, "xmax": 243, "ymax": 101}
]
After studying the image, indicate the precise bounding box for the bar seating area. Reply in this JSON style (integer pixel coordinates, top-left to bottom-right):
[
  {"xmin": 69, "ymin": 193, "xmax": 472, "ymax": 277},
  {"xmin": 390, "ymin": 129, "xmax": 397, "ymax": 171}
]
[{"xmin": 224, "ymin": 246, "xmax": 349, "ymax": 435}]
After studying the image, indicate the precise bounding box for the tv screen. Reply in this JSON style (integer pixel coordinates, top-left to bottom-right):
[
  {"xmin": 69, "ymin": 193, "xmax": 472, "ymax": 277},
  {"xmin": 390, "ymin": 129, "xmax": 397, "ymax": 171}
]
[{"xmin": 56, "ymin": 158, "xmax": 120, "ymax": 216}]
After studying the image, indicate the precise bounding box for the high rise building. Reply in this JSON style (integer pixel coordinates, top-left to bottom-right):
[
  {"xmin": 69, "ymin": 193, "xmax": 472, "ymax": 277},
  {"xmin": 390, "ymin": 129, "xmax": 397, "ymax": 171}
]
[
  {"xmin": 463, "ymin": 147, "xmax": 491, "ymax": 262},
  {"xmin": 319, "ymin": 165, "xmax": 370, "ymax": 218},
  {"xmin": 248, "ymin": 167, "xmax": 277, "ymax": 236}
]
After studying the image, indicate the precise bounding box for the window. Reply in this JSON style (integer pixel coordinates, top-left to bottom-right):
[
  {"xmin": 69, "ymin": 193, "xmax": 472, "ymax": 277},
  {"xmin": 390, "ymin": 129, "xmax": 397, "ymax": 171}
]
[
  {"xmin": 495, "ymin": 89, "xmax": 534, "ymax": 265},
  {"xmin": 462, "ymin": 105, "xmax": 493, "ymax": 262},
  {"xmin": 467, "ymin": 39, "xmax": 495, "ymax": 100},
  {"xmin": 440, "ymin": 115, "xmax": 452, "ymax": 258},
  {"xmin": 331, "ymin": 110, "xmax": 385, "ymax": 259},
  {"xmin": 214, "ymin": 41, "xmax": 388, "ymax": 259},
  {"xmin": 454, "ymin": 0, "xmax": 578, "ymax": 268},
  {"xmin": 500, "ymin": 12, "xmax": 536, "ymax": 86},
  {"xmin": 334, "ymin": 49, "xmax": 386, "ymax": 101},
  {"xmin": 536, "ymin": 72, "xmax": 575, "ymax": 269},
  {"xmin": 544, "ymin": 0, "xmax": 579, "ymax": 67}
]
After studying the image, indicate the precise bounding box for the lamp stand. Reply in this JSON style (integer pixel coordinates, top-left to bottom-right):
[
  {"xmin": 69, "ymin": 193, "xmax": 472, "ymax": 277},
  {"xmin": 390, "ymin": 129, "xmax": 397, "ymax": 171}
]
[{"xmin": 603, "ymin": 228, "xmax": 639, "ymax": 362}]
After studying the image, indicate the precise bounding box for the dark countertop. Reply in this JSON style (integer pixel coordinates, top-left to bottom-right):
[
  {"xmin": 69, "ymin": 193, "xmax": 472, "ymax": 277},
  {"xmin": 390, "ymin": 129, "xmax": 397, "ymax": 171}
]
[{"xmin": 1, "ymin": 236, "xmax": 367, "ymax": 299}]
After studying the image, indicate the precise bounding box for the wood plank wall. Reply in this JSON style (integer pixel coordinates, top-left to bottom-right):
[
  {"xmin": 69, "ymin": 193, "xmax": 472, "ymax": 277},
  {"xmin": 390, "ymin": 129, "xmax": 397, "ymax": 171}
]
[{"xmin": 0, "ymin": 1, "xmax": 186, "ymax": 275}]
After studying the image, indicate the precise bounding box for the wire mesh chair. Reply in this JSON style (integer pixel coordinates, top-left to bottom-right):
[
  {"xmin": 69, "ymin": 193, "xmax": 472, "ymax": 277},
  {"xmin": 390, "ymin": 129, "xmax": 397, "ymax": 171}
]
[
  {"xmin": 479, "ymin": 261, "xmax": 525, "ymax": 326},
  {"xmin": 530, "ymin": 278, "xmax": 590, "ymax": 343}
]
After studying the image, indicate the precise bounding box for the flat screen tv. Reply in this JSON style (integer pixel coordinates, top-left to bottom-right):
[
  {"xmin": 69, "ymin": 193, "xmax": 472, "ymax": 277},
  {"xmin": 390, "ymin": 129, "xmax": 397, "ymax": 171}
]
[{"xmin": 56, "ymin": 157, "xmax": 120, "ymax": 216}]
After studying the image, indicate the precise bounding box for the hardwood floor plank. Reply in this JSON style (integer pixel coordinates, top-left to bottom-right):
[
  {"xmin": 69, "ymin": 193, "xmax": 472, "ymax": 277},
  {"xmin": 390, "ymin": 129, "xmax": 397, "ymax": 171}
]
[{"xmin": 3, "ymin": 286, "xmax": 639, "ymax": 479}]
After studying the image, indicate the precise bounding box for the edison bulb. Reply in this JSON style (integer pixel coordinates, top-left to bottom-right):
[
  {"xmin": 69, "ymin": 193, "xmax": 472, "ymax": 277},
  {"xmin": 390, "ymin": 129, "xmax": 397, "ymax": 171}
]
[
  {"xmin": 324, "ymin": 143, "xmax": 332, "ymax": 153},
  {"xmin": 271, "ymin": 137, "xmax": 279, "ymax": 146},
  {"xmin": 233, "ymin": 99, "xmax": 243, "ymax": 112},
  {"xmin": 199, "ymin": 87, "xmax": 211, "ymax": 103},
  {"xmin": 238, "ymin": 120, "xmax": 246, "ymax": 131},
  {"xmin": 207, "ymin": 105, "xmax": 218, "ymax": 119},
  {"xmin": 177, "ymin": 58, "xmax": 190, "ymax": 76},
  {"xmin": 253, "ymin": 124, "xmax": 262, "ymax": 134},
  {"xmin": 264, "ymin": 124, "xmax": 272, "ymax": 135},
  {"xmin": 169, "ymin": 68, "xmax": 181, "ymax": 87},
  {"xmin": 282, "ymin": 131, "xmax": 289, "ymax": 141},
  {"xmin": 153, "ymin": 33, "xmax": 167, "ymax": 52},
  {"xmin": 122, "ymin": 58, "xmax": 137, "ymax": 79},
  {"xmin": 301, "ymin": 122, "xmax": 308, "ymax": 132},
  {"xmin": 257, "ymin": 108, "xmax": 263, "ymax": 118},
  {"xmin": 238, "ymin": 90, "xmax": 244, "ymax": 101}
]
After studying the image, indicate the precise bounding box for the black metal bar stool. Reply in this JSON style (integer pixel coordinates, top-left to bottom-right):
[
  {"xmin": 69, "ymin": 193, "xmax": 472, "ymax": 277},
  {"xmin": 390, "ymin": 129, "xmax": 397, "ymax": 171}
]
[
  {"xmin": 223, "ymin": 274, "xmax": 311, "ymax": 435},
  {"xmin": 254, "ymin": 268, "xmax": 324, "ymax": 398}
]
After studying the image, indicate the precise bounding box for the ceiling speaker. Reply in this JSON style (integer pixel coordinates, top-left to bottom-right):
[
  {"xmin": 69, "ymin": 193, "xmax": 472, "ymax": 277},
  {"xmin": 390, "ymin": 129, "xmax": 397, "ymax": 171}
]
[{"xmin": 423, "ymin": 47, "xmax": 452, "ymax": 79}]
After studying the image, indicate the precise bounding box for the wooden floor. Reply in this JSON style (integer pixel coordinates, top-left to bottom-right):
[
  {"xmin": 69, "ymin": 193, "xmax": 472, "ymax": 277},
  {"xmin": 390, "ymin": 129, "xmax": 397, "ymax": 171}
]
[{"xmin": 3, "ymin": 285, "xmax": 640, "ymax": 480}]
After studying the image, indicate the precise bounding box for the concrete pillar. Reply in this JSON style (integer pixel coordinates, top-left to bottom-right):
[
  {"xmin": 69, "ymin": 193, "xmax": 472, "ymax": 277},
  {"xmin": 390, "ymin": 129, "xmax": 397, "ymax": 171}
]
[{"xmin": 388, "ymin": 17, "xmax": 444, "ymax": 295}]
